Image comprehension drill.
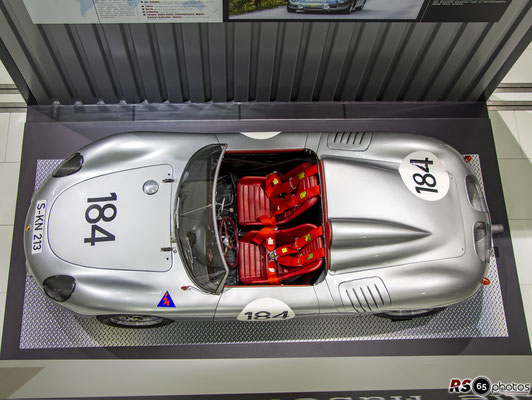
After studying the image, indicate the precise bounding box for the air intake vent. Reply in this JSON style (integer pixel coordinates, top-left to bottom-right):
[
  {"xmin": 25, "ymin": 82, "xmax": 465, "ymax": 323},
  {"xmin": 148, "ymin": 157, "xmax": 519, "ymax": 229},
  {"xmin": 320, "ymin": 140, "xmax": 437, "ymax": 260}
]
[
  {"xmin": 327, "ymin": 132, "xmax": 372, "ymax": 151},
  {"xmin": 339, "ymin": 277, "xmax": 391, "ymax": 313},
  {"xmin": 466, "ymin": 175, "xmax": 488, "ymax": 212},
  {"xmin": 474, "ymin": 222, "xmax": 492, "ymax": 263}
]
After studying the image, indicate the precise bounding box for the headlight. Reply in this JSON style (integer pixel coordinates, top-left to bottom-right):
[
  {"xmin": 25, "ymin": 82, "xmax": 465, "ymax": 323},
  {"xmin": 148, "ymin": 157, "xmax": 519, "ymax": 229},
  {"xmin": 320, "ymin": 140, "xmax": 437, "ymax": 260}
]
[
  {"xmin": 466, "ymin": 175, "xmax": 488, "ymax": 212},
  {"xmin": 473, "ymin": 222, "xmax": 491, "ymax": 263},
  {"xmin": 43, "ymin": 275, "xmax": 76, "ymax": 302},
  {"xmin": 52, "ymin": 153, "xmax": 83, "ymax": 177}
]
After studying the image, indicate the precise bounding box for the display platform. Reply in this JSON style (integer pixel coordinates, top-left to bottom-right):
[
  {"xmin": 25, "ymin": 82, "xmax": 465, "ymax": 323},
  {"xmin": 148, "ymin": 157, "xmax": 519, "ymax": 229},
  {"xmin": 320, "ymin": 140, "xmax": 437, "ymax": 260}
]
[{"xmin": 2, "ymin": 102, "xmax": 530, "ymax": 359}]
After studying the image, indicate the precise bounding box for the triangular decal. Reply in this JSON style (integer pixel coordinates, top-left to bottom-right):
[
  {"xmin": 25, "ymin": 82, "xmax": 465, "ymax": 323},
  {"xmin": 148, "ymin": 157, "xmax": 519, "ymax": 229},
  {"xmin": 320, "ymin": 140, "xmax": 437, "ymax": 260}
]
[{"xmin": 157, "ymin": 291, "xmax": 176, "ymax": 308}]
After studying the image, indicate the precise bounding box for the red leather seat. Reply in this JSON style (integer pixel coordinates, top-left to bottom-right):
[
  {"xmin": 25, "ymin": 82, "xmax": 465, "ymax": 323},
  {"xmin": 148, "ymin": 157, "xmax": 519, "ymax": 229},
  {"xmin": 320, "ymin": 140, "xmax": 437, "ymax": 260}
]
[
  {"xmin": 239, "ymin": 224, "xmax": 324, "ymax": 285},
  {"xmin": 237, "ymin": 163, "xmax": 319, "ymax": 226}
]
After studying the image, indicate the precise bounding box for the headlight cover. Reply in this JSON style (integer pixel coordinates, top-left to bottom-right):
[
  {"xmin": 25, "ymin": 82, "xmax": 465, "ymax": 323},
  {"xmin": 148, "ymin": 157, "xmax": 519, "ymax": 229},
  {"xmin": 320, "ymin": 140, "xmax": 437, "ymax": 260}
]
[
  {"xmin": 43, "ymin": 275, "xmax": 76, "ymax": 302},
  {"xmin": 466, "ymin": 175, "xmax": 488, "ymax": 212},
  {"xmin": 52, "ymin": 153, "xmax": 83, "ymax": 177},
  {"xmin": 473, "ymin": 222, "xmax": 492, "ymax": 263}
]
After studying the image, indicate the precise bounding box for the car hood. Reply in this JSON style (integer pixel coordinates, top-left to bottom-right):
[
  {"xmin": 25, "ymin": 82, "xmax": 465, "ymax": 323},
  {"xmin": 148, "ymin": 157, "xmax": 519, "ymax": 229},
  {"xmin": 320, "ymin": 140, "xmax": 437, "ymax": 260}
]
[
  {"xmin": 47, "ymin": 165, "xmax": 174, "ymax": 272},
  {"xmin": 323, "ymin": 157, "xmax": 466, "ymax": 273}
]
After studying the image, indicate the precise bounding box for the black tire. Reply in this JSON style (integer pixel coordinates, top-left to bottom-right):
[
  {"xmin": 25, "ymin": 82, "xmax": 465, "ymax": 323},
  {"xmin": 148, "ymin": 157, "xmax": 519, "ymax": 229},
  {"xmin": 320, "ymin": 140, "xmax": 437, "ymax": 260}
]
[
  {"xmin": 342, "ymin": 1, "xmax": 355, "ymax": 13},
  {"xmin": 376, "ymin": 307, "xmax": 445, "ymax": 321},
  {"xmin": 287, "ymin": 5, "xmax": 296, "ymax": 12},
  {"xmin": 97, "ymin": 314, "xmax": 174, "ymax": 329},
  {"xmin": 354, "ymin": 0, "xmax": 366, "ymax": 11}
]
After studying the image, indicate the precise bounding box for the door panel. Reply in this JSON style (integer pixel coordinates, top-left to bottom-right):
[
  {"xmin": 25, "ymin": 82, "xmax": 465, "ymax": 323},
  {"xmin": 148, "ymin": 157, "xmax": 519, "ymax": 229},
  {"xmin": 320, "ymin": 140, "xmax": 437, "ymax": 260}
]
[{"xmin": 215, "ymin": 286, "xmax": 319, "ymax": 321}]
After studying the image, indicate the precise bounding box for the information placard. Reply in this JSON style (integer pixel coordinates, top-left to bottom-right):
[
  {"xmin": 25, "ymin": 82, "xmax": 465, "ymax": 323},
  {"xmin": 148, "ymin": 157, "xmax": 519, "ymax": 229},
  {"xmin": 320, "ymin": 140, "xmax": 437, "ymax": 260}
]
[
  {"xmin": 422, "ymin": 0, "xmax": 512, "ymax": 22},
  {"xmin": 23, "ymin": 0, "xmax": 223, "ymax": 24}
]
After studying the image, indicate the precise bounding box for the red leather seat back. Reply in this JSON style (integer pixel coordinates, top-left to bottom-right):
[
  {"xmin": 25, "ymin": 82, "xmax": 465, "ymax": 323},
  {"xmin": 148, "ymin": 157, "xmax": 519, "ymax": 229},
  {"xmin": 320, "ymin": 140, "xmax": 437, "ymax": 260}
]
[
  {"xmin": 237, "ymin": 163, "xmax": 319, "ymax": 226},
  {"xmin": 239, "ymin": 224, "xmax": 324, "ymax": 285},
  {"xmin": 276, "ymin": 177, "xmax": 318, "ymax": 224},
  {"xmin": 237, "ymin": 176, "xmax": 271, "ymax": 226}
]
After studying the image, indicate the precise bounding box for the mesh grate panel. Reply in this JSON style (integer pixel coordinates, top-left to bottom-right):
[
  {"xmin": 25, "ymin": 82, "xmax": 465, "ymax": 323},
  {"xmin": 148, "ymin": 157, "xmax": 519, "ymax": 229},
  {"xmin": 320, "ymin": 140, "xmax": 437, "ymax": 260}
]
[{"xmin": 19, "ymin": 156, "xmax": 508, "ymax": 349}]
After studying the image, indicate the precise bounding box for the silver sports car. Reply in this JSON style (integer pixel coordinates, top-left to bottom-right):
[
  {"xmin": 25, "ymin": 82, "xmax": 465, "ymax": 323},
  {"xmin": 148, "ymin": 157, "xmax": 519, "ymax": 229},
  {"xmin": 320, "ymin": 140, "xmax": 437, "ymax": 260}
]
[
  {"xmin": 287, "ymin": 0, "xmax": 366, "ymax": 14},
  {"xmin": 24, "ymin": 131, "xmax": 492, "ymax": 328}
]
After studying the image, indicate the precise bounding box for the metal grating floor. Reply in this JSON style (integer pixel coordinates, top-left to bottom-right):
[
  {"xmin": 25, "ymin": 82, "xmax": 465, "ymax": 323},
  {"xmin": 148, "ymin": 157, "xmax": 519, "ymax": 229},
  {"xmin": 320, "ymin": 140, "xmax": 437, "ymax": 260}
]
[{"xmin": 19, "ymin": 156, "xmax": 508, "ymax": 350}]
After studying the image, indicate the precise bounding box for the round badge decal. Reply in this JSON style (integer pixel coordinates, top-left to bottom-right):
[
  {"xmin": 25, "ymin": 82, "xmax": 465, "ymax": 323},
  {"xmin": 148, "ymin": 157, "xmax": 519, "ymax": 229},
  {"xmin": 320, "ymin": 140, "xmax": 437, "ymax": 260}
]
[
  {"xmin": 471, "ymin": 376, "xmax": 491, "ymax": 397},
  {"xmin": 237, "ymin": 298, "xmax": 295, "ymax": 321},
  {"xmin": 399, "ymin": 151, "xmax": 450, "ymax": 201}
]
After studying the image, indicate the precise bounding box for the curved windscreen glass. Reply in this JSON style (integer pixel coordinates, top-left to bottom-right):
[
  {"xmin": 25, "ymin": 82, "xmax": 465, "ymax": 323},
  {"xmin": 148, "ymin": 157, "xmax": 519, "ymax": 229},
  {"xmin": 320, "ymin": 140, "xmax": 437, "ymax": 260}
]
[{"xmin": 177, "ymin": 144, "xmax": 227, "ymax": 293}]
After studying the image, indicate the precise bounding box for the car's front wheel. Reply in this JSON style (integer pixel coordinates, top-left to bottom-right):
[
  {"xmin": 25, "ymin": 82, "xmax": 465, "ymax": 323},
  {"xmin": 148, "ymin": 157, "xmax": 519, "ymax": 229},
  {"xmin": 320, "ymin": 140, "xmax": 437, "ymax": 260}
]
[
  {"xmin": 354, "ymin": 0, "xmax": 366, "ymax": 11},
  {"xmin": 342, "ymin": 1, "xmax": 355, "ymax": 13},
  {"xmin": 377, "ymin": 308, "xmax": 445, "ymax": 321},
  {"xmin": 97, "ymin": 314, "xmax": 174, "ymax": 328},
  {"xmin": 287, "ymin": 4, "xmax": 296, "ymax": 12}
]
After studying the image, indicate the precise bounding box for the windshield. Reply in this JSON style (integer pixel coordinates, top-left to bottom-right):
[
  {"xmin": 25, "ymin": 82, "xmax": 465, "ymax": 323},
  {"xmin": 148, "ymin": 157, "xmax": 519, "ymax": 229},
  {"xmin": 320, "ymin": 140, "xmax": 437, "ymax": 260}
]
[{"xmin": 177, "ymin": 144, "xmax": 227, "ymax": 294}]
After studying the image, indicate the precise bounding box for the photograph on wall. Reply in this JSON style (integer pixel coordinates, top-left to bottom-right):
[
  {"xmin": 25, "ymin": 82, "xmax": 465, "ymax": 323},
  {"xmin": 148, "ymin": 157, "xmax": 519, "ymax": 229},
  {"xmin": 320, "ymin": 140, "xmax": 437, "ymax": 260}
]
[{"xmin": 227, "ymin": 0, "xmax": 425, "ymax": 21}]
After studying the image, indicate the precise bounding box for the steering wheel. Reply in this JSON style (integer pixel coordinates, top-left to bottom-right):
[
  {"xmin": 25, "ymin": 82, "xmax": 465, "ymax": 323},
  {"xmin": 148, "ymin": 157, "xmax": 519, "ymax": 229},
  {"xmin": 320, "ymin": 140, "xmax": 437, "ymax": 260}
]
[{"xmin": 219, "ymin": 216, "xmax": 239, "ymax": 268}]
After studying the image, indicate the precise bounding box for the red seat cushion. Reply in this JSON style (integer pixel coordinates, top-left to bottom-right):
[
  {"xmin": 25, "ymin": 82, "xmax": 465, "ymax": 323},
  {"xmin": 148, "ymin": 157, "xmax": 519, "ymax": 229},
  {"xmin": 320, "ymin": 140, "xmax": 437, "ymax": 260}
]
[
  {"xmin": 239, "ymin": 241, "xmax": 267, "ymax": 283},
  {"xmin": 237, "ymin": 167, "xmax": 319, "ymax": 226},
  {"xmin": 239, "ymin": 224, "xmax": 324, "ymax": 285}
]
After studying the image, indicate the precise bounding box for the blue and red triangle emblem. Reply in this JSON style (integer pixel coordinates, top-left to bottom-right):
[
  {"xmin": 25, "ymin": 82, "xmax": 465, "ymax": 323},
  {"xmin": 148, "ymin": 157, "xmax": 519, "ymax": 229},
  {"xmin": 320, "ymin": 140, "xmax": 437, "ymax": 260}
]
[{"xmin": 157, "ymin": 291, "xmax": 175, "ymax": 308}]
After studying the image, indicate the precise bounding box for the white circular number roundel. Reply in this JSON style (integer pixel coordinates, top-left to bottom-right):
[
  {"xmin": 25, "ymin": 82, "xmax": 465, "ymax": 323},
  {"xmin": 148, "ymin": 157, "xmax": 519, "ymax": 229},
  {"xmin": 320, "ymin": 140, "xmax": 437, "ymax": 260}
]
[
  {"xmin": 399, "ymin": 151, "xmax": 450, "ymax": 201},
  {"xmin": 237, "ymin": 298, "xmax": 296, "ymax": 321}
]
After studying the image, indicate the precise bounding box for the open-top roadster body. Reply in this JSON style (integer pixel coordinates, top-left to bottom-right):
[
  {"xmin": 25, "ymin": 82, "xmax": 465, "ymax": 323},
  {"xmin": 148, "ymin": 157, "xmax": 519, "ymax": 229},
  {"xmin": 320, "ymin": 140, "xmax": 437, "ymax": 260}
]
[{"xmin": 24, "ymin": 131, "xmax": 492, "ymax": 327}]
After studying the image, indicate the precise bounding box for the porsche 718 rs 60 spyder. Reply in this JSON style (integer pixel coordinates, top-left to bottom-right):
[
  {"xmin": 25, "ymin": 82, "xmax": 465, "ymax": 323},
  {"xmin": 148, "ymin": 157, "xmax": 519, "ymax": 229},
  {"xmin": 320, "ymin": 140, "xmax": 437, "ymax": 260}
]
[{"xmin": 24, "ymin": 131, "xmax": 492, "ymax": 328}]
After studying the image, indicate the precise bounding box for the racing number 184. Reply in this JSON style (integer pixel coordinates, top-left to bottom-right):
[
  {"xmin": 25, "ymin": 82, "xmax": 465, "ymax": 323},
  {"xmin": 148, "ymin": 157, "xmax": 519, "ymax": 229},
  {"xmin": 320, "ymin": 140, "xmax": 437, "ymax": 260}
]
[
  {"xmin": 84, "ymin": 192, "xmax": 117, "ymax": 246},
  {"xmin": 410, "ymin": 157, "xmax": 438, "ymax": 193},
  {"xmin": 244, "ymin": 311, "xmax": 289, "ymax": 320}
]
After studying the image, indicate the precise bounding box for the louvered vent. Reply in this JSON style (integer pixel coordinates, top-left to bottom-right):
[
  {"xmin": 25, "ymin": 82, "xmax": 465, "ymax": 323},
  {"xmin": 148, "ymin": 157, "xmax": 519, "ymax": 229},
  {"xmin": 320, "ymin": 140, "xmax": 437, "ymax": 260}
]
[
  {"xmin": 339, "ymin": 277, "xmax": 391, "ymax": 313},
  {"xmin": 327, "ymin": 132, "xmax": 372, "ymax": 151}
]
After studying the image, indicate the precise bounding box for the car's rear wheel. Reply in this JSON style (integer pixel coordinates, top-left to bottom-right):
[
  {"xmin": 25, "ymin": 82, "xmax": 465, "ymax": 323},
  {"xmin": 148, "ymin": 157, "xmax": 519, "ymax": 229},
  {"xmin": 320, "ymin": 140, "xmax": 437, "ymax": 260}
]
[
  {"xmin": 377, "ymin": 308, "xmax": 445, "ymax": 321},
  {"xmin": 287, "ymin": 5, "xmax": 296, "ymax": 12},
  {"xmin": 97, "ymin": 314, "xmax": 174, "ymax": 328}
]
